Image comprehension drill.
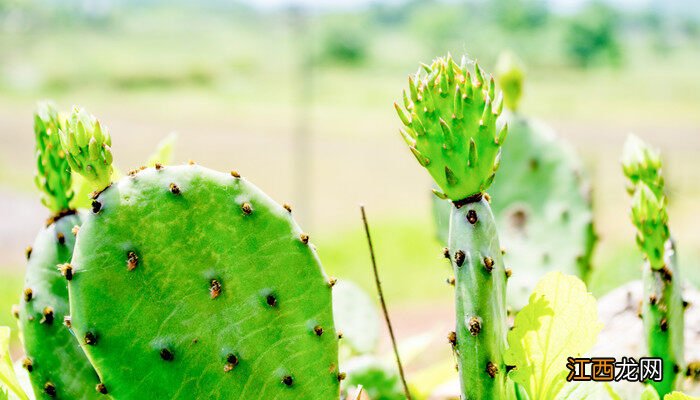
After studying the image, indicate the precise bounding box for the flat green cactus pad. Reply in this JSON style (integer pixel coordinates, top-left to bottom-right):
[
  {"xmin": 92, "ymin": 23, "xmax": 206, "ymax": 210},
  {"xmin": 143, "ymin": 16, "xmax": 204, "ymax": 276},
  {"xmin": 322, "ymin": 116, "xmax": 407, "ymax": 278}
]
[
  {"xmin": 432, "ymin": 115, "xmax": 594, "ymax": 309},
  {"xmin": 18, "ymin": 212, "xmax": 102, "ymax": 399},
  {"xmin": 68, "ymin": 165, "xmax": 339, "ymax": 399}
]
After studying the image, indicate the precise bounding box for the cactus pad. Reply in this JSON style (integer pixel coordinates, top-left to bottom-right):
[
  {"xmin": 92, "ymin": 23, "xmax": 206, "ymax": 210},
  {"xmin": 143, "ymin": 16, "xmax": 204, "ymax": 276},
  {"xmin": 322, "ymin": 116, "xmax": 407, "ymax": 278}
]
[
  {"xmin": 395, "ymin": 54, "xmax": 508, "ymax": 201},
  {"xmin": 487, "ymin": 115, "xmax": 595, "ymax": 309},
  {"xmin": 67, "ymin": 165, "xmax": 339, "ymax": 399},
  {"xmin": 18, "ymin": 212, "xmax": 102, "ymax": 399}
]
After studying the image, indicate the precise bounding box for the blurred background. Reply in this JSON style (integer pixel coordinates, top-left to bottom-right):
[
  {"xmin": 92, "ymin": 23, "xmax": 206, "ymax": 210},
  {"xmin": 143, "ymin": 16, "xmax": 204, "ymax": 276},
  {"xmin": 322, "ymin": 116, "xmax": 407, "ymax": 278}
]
[{"xmin": 0, "ymin": 0, "xmax": 699, "ymax": 371}]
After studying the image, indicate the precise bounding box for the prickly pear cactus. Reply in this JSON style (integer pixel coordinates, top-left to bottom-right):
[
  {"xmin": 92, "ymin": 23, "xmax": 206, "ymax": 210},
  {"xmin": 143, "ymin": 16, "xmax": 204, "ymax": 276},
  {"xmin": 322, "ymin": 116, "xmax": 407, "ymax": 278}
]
[
  {"xmin": 61, "ymin": 108, "xmax": 340, "ymax": 399},
  {"xmin": 395, "ymin": 54, "xmax": 509, "ymax": 399},
  {"xmin": 431, "ymin": 53, "xmax": 595, "ymax": 310},
  {"xmin": 16, "ymin": 102, "xmax": 102, "ymax": 399},
  {"xmin": 623, "ymin": 135, "xmax": 684, "ymax": 397}
]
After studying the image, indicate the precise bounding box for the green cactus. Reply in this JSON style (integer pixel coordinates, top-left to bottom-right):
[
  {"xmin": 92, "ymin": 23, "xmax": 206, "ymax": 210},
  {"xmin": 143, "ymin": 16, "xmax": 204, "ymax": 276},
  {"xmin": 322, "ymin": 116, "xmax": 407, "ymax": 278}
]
[
  {"xmin": 16, "ymin": 102, "xmax": 102, "ymax": 399},
  {"xmin": 431, "ymin": 53, "xmax": 595, "ymax": 310},
  {"xmin": 623, "ymin": 135, "xmax": 684, "ymax": 397},
  {"xmin": 395, "ymin": 54, "xmax": 508, "ymax": 399},
  {"xmin": 61, "ymin": 108, "xmax": 340, "ymax": 399}
]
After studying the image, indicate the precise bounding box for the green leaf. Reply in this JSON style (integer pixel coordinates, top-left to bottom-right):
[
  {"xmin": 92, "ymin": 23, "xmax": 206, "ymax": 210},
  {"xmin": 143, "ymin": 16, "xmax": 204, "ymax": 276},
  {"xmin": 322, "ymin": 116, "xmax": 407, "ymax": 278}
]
[
  {"xmin": 145, "ymin": 132, "xmax": 177, "ymax": 167},
  {"xmin": 640, "ymin": 385, "xmax": 661, "ymax": 400},
  {"xmin": 664, "ymin": 392, "xmax": 699, "ymax": 400},
  {"xmin": 332, "ymin": 280, "xmax": 380, "ymax": 356},
  {"xmin": 506, "ymin": 272, "xmax": 603, "ymax": 400},
  {"xmin": 557, "ymin": 382, "xmax": 621, "ymax": 400},
  {"xmin": 0, "ymin": 327, "xmax": 28, "ymax": 400}
]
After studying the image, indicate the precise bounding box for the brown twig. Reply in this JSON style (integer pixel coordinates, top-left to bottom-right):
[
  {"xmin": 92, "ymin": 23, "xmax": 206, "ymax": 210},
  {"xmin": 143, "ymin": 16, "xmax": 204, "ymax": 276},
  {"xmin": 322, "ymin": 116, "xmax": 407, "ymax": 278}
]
[{"xmin": 360, "ymin": 205, "xmax": 412, "ymax": 400}]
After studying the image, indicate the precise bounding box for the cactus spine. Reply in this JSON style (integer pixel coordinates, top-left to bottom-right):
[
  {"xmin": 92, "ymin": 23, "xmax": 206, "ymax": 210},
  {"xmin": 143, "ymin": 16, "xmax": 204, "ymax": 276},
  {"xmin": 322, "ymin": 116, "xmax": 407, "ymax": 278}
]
[
  {"xmin": 61, "ymin": 108, "xmax": 340, "ymax": 399},
  {"xmin": 17, "ymin": 102, "xmax": 101, "ymax": 399},
  {"xmin": 623, "ymin": 135, "xmax": 684, "ymax": 397},
  {"xmin": 395, "ymin": 54, "xmax": 508, "ymax": 399}
]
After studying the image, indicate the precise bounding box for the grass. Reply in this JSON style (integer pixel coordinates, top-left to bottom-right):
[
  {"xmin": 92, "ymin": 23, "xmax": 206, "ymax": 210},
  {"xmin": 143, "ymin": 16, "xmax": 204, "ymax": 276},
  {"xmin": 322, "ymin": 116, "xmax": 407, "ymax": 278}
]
[{"xmin": 0, "ymin": 270, "xmax": 24, "ymax": 351}]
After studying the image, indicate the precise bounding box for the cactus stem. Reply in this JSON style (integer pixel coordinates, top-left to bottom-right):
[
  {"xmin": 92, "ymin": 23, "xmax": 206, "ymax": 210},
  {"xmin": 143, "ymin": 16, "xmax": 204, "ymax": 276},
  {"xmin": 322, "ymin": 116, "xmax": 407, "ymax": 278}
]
[
  {"xmin": 169, "ymin": 183, "xmax": 181, "ymax": 195},
  {"xmin": 160, "ymin": 348, "xmax": 174, "ymax": 361},
  {"xmin": 24, "ymin": 288, "xmax": 33, "ymax": 302},
  {"xmin": 59, "ymin": 263, "xmax": 74, "ymax": 280},
  {"xmin": 454, "ymin": 250, "xmax": 466, "ymax": 267},
  {"xmin": 84, "ymin": 332, "xmax": 98, "ymax": 345}
]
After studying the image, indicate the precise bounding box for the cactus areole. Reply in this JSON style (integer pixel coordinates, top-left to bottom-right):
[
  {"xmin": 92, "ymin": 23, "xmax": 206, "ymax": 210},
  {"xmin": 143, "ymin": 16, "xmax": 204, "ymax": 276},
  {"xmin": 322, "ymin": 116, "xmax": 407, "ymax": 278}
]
[
  {"xmin": 396, "ymin": 55, "xmax": 508, "ymax": 399},
  {"xmin": 59, "ymin": 108, "xmax": 339, "ymax": 399}
]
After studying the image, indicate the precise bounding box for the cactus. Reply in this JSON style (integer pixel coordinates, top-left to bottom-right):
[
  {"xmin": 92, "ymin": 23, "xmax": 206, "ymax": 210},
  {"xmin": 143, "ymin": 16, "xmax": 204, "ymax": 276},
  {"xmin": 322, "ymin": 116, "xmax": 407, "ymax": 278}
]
[
  {"xmin": 395, "ymin": 54, "xmax": 509, "ymax": 399},
  {"xmin": 623, "ymin": 135, "xmax": 684, "ymax": 397},
  {"xmin": 16, "ymin": 102, "xmax": 102, "ymax": 399},
  {"xmin": 61, "ymin": 108, "xmax": 340, "ymax": 399},
  {"xmin": 431, "ymin": 53, "xmax": 595, "ymax": 310}
]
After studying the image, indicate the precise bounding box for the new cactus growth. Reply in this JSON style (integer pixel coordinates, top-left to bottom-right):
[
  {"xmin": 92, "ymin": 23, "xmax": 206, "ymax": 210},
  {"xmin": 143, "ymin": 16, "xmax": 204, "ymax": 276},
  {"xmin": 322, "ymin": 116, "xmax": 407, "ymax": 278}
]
[
  {"xmin": 17, "ymin": 102, "xmax": 101, "ymax": 399},
  {"xmin": 62, "ymin": 108, "xmax": 340, "ymax": 399},
  {"xmin": 623, "ymin": 135, "xmax": 684, "ymax": 397},
  {"xmin": 431, "ymin": 52, "xmax": 596, "ymax": 309},
  {"xmin": 395, "ymin": 54, "xmax": 509, "ymax": 399}
]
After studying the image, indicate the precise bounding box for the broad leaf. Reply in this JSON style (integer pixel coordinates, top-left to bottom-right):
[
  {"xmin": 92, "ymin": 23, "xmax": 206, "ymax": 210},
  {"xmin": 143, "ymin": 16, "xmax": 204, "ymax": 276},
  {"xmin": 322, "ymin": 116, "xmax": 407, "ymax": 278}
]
[
  {"xmin": 0, "ymin": 327, "xmax": 27, "ymax": 400},
  {"xmin": 665, "ymin": 392, "xmax": 699, "ymax": 400},
  {"xmin": 506, "ymin": 272, "xmax": 603, "ymax": 400}
]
